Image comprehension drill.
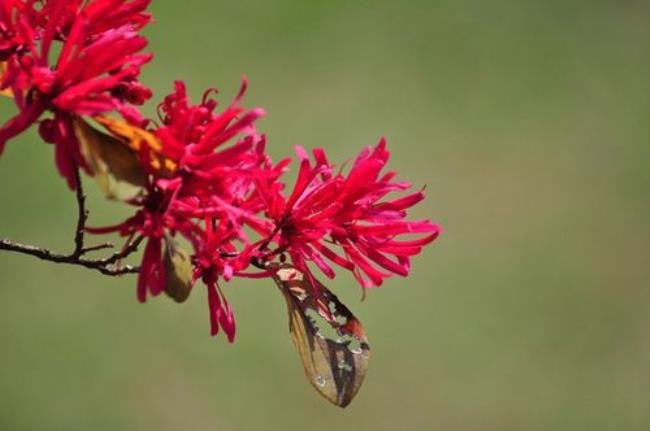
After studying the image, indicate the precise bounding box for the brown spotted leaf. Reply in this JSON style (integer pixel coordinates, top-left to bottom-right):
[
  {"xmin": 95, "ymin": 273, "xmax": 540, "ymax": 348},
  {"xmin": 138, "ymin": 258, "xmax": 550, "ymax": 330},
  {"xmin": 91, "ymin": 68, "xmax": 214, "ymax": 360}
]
[
  {"xmin": 163, "ymin": 238, "xmax": 194, "ymax": 303},
  {"xmin": 272, "ymin": 264, "xmax": 370, "ymax": 408},
  {"xmin": 73, "ymin": 117, "xmax": 145, "ymax": 200}
]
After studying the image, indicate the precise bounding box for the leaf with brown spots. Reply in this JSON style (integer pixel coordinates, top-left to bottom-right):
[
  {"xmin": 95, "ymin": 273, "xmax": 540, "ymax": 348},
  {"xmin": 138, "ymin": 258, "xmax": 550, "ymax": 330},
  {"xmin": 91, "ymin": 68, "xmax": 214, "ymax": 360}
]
[{"xmin": 272, "ymin": 264, "xmax": 370, "ymax": 408}]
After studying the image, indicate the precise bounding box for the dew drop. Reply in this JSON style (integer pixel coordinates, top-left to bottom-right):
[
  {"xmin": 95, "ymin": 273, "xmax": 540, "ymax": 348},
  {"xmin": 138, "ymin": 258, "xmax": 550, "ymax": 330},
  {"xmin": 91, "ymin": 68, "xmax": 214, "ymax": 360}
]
[
  {"xmin": 315, "ymin": 376, "xmax": 327, "ymax": 387},
  {"xmin": 350, "ymin": 347, "xmax": 363, "ymax": 355}
]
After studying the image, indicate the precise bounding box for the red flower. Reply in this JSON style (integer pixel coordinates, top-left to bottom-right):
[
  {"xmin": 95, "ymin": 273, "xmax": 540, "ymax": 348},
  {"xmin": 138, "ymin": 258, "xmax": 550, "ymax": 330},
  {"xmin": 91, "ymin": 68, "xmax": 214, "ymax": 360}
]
[
  {"xmin": 152, "ymin": 80, "xmax": 274, "ymax": 342},
  {"xmin": 258, "ymin": 139, "xmax": 441, "ymax": 288},
  {"xmin": 86, "ymin": 178, "xmax": 196, "ymax": 302},
  {"xmin": 191, "ymin": 218, "xmax": 247, "ymax": 343},
  {"xmin": 0, "ymin": 1, "xmax": 44, "ymax": 62},
  {"xmin": 148, "ymin": 79, "xmax": 279, "ymax": 267},
  {"xmin": 1, "ymin": 2, "xmax": 442, "ymax": 356},
  {"xmin": 153, "ymin": 79, "xmax": 265, "ymax": 173},
  {"xmin": 88, "ymin": 79, "xmax": 277, "ymax": 341},
  {"xmin": 0, "ymin": 0, "xmax": 152, "ymax": 188}
]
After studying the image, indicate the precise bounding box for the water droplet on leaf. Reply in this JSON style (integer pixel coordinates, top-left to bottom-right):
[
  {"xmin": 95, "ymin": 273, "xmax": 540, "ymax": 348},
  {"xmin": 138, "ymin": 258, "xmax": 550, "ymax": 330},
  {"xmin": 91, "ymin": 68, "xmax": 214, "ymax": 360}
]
[
  {"xmin": 315, "ymin": 376, "xmax": 327, "ymax": 387},
  {"xmin": 350, "ymin": 347, "xmax": 363, "ymax": 355}
]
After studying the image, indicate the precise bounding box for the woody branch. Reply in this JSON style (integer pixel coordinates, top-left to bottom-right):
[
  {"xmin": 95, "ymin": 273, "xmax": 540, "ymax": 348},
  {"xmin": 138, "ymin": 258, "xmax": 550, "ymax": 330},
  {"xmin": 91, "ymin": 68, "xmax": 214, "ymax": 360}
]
[{"xmin": 0, "ymin": 169, "xmax": 142, "ymax": 276}]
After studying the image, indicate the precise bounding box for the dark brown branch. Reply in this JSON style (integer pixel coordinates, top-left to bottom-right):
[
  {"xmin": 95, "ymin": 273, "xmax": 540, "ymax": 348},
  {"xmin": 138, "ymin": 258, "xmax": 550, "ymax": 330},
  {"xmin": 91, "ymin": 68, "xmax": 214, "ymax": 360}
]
[
  {"xmin": 102, "ymin": 235, "xmax": 144, "ymax": 265},
  {"xmin": 80, "ymin": 242, "xmax": 114, "ymax": 254},
  {"xmin": 0, "ymin": 238, "xmax": 139, "ymax": 276},
  {"xmin": 0, "ymin": 168, "xmax": 141, "ymax": 277},
  {"xmin": 72, "ymin": 168, "xmax": 88, "ymax": 257}
]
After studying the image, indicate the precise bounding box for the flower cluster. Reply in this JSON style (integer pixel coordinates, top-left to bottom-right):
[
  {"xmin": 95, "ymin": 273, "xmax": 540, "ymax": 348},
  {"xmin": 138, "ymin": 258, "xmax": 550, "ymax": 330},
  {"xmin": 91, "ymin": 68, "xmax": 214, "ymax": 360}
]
[
  {"xmin": 1, "ymin": 0, "xmax": 440, "ymax": 343},
  {"xmin": 0, "ymin": 0, "xmax": 152, "ymax": 187}
]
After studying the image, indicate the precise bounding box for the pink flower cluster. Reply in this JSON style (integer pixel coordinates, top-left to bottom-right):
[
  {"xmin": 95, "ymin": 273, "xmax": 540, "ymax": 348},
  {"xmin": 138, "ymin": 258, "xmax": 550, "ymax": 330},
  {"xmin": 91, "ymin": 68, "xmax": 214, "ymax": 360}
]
[{"xmin": 1, "ymin": 0, "xmax": 440, "ymax": 342}]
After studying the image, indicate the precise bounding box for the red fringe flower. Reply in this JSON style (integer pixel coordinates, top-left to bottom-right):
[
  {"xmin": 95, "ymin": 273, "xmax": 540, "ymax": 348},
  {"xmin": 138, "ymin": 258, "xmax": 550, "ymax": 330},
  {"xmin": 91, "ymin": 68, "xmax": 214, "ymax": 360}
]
[
  {"xmin": 0, "ymin": 0, "xmax": 441, "ymax": 344},
  {"xmin": 0, "ymin": 0, "xmax": 152, "ymax": 188}
]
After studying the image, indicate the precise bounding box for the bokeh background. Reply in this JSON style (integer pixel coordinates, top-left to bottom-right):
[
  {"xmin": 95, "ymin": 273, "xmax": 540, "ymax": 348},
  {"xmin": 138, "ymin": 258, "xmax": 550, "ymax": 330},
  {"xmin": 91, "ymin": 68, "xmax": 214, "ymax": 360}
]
[{"xmin": 1, "ymin": 1, "xmax": 650, "ymax": 430}]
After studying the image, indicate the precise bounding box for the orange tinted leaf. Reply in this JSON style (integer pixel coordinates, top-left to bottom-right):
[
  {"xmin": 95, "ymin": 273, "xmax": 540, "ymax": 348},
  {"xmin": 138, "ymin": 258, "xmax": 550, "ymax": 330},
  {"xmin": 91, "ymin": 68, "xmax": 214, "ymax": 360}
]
[
  {"xmin": 93, "ymin": 115, "xmax": 177, "ymax": 175},
  {"xmin": 73, "ymin": 117, "xmax": 146, "ymax": 200},
  {"xmin": 163, "ymin": 239, "xmax": 194, "ymax": 303},
  {"xmin": 272, "ymin": 265, "xmax": 370, "ymax": 408}
]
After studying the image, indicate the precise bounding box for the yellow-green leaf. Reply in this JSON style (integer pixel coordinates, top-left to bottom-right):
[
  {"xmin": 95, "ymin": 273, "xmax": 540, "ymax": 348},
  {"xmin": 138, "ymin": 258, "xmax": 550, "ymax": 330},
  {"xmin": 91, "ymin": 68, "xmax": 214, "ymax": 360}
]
[
  {"xmin": 163, "ymin": 239, "xmax": 194, "ymax": 303},
  {"xmin": 272, "ymin": 264, "xmax": 370, "ymax": 408},
  {"xmin": 73, "ymin": 117, "xmax": 146, "ymax": 200}
]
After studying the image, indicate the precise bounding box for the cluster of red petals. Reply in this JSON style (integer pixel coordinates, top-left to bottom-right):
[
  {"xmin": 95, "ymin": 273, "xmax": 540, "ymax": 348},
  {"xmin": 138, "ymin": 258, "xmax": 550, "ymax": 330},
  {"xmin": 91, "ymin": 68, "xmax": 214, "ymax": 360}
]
[
  {"xmin": 89, "ymin": 80, "xmax": 275, "ymax": 341},
  {"xmin": 257, "ymin": 139, "xmax": 440, "ymax": 289},
  {"xmin": 0, "ymin": 0, "xmax": 152, "ymax": 188},
  {"xmin": 1, "ymin": 0, "xmax": 441, "ymax": 343}
]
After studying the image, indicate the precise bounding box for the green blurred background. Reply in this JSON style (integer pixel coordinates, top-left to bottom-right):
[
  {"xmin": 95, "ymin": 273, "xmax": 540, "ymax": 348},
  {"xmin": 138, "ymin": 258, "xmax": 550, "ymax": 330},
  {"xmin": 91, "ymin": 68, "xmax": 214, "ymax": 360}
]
[{"xmin": 1, "ymin": 1, "xmax": 650, "ymax": 430}]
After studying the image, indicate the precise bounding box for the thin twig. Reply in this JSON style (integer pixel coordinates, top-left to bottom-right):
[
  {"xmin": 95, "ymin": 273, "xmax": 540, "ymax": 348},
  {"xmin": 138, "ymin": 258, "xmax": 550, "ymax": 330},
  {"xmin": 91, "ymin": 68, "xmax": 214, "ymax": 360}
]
[
  {"xmin": 0, "ymin": 168, "xmax": 142, "ymax": 276},
  {"xmin": 102, "ymin": 235, "xmax": 144, "ymax": 265},
  {"xmin": 81, "ymin": 242, "xmax": 114, "ymax": 254},
  {"xmin": 72, "ymin": 168, "xmax": 88, "ymax": 257},
  {"xmin": 0, "ymin": 238, "xmax": 139, "ymax": 276}
]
